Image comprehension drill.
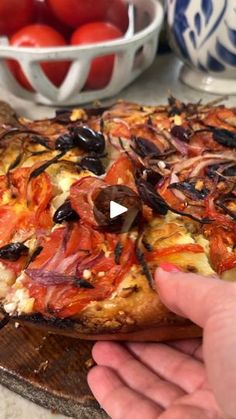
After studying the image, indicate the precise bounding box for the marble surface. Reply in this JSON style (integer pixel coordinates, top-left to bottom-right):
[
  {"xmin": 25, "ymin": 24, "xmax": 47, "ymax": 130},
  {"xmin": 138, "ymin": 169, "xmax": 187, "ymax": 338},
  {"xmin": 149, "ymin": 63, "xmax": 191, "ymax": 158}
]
[{"xmin": 0, "ymin": 53, "xmax": 235, "ymax": 419}]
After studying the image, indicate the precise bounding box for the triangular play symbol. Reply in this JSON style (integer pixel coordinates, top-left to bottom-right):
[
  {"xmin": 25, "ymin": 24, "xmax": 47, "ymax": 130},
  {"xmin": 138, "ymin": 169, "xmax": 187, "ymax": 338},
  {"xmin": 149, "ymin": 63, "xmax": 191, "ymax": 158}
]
[{"xmin": 110, "ymin": 201, "xmax": 128, "ymax": 219}]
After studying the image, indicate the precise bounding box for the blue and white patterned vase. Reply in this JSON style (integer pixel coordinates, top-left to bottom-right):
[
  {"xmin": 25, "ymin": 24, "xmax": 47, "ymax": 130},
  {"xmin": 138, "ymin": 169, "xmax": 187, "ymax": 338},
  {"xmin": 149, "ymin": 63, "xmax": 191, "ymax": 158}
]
[{"xmin": 167, "ymin": 0, "xmax": 236, "ymax": 94}]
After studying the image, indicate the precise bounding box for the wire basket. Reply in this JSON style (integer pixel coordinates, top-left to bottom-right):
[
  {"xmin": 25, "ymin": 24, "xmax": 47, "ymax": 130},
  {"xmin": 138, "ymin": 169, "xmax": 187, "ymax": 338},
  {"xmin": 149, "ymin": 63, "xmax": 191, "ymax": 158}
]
[{"xmin": 0, "ymin": 0, "xmax": 164, "ymax": 106}]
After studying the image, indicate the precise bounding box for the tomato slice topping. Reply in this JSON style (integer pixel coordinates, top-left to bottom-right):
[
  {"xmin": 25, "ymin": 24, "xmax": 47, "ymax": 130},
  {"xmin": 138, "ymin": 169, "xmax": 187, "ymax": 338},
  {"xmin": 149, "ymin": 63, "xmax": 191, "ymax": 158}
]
[
  {"xmin": 105, "ymin": 154, "xmax": 136, "ymax": 190},
  {"xmin": 203, "ymin": 108, "xmax": 236, "ymax": 131},
  {"xmin": 2, "ymin": 256, "xmax": 28, "ymax": 277},
  {"xmin": 208, "ymin": 230, "xmax": 236, "ymax": 275},
  {"xmin": 65, "ymin": 222, "xmax": 104, "ymax": 258},
  {"xmin": 29, "ymin": 228, "xmax": 65, "ymax": 269},
  {"xmin": 26, "ymin": 222, "xmax": 135, "ymax": 318},
  {"xmin": 70, "ymin": 176, "xmax": 106, "ymax": 226},
  {"xmin": 54, "ymin": 235, "xmax": 135, "ymax": 317},
  {"xmin": 0, "ymin": 168, "xmax": 53, "ymax": 251},
  {"xmin": 146, "ymin": 243, "xmax": 204, "ymax": 262},
  {"xmin": 204, "ymin": 197, "xmax": 236, "ymax": 233},
  {"xmin": 157, "ymin": 177, "xmax": 186, "ymax": 211},
  {"xmin": 218, "ymin": 253, "xmax": 236, "ymax": 275}
]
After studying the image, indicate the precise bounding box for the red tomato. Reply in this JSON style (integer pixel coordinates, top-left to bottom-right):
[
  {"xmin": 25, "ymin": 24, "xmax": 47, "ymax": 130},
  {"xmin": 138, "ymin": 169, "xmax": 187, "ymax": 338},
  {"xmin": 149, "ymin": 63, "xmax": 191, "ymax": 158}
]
[
  {"xmin": 27, "ymin": 224, "xmax": 135, "ymax": 317},
  {"xmin": 0, "ymin": 168, "xmax": 53, "ymax": 247},
  {"xmin": 70, "ymin": 177, "xmax": 107, "ymax": 226},
  {"xmin": 219, "ymin": 253, "xmax": 236, "ymax": 275},
  {"xmin": 33, "ymin": 0, "xmax": 72, "ymax": 39},
  {"xmin": 9, "ymin": 24, "xmax": 70, "ymax": 90},
  {"xmin": 71, "ymin": 22, "xmax": 123, "ymax": 89},
  {"xmin": 47, "ymin": 0, "xmax": 128, "ymax": 33},
  {"xmin": 208, "ymin": 231, "xmax": 235, "ymax": 275},
  {"xmin": 64, "ymin": 222, "xmax": 103, "ymax": 258},
  {"xmin": 0, "ymin": 0, "xmax": 35, "ymax": 36},
  {"xmin": 105, "ymin": 154, "xmax": 136, "ymax": 190},
  {"xmin": 146, "ymin": 244, "xmax": 205, "ymax": 262}
]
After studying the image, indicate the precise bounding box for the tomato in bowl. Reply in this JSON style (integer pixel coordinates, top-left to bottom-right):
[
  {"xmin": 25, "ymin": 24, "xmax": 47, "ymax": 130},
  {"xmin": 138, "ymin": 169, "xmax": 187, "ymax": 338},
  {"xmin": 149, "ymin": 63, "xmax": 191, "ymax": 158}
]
[
  {"xmin": 0, "ymin": 0, "xmax": 163, "ymax": 105},
  {"xmin": 8, "ymin": 24, "xmax": 70, "ymax": 90},
  {"xmin": 47, "ymin": 0, "xmax": 129, "ymax": 33},
  {"xmin": 71, "ymin": 22, "xmax": 123, "ymax": 90}
]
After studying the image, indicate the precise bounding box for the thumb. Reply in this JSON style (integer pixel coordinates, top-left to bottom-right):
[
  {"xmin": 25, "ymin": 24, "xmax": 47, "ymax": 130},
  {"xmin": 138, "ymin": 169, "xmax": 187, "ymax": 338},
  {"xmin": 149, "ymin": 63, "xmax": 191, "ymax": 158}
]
[
  {"xmin": 155, "ymin": 264, "xmax": 236, "ymax": 419},
  {"xmin": 155, "ymin": 264, "xmax": 236, "ymax": 328}
]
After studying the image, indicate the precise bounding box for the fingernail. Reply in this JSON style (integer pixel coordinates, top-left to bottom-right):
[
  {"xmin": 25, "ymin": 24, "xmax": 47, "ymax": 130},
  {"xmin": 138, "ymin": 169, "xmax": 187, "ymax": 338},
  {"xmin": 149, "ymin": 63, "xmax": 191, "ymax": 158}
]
[{"xmin": 159, "ymin": 262, "xmax": 182, "ymax": 273}]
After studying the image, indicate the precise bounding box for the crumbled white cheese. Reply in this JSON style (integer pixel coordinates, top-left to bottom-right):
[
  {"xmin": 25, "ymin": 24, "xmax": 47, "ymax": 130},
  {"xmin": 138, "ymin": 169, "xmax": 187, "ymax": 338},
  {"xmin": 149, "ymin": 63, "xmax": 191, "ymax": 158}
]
[
  {"xmin": 3, "ymin": 281, "xmax": 35, "ymax": 315},
  {"xmin": 83, "ymin": 269, "xmax": 91, "ymax": 280},
  {"xmin": 129, "ymin": 231, "xmax": 138, "ymax": 241},
  {"xmin": 158, "ymin": 161, "xmax": 166, "ymax": 170},
  {"xmin": 4, "ymin": 302, "xmax": 17, "ymax": 314}
]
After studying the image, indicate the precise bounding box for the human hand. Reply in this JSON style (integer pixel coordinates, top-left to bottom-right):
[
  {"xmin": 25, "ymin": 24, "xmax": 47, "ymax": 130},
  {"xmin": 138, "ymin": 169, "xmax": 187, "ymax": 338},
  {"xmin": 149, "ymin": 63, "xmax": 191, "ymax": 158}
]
[{"xmin": 88, "ymin": 268, "xmax": 236, "ymax": 418}]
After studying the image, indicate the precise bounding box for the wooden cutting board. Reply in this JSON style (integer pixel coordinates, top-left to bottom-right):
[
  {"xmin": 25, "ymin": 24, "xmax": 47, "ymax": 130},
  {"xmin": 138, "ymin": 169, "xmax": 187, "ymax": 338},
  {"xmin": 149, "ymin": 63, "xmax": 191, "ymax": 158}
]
[{"xmin": 0, "ymin": 321, "xmax": 108, "ymax": 418}]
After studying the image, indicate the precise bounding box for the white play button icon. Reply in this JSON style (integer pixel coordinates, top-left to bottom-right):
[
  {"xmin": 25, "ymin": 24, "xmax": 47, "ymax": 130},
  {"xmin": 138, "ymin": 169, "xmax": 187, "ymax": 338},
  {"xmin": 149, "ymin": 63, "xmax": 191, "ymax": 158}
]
[
  {"xmin": 93, "ymin": 185, "xmax": 142, "ymax": 232},
  {"xmin": 110, "ymin": 200, "xmax": 128, "ymax": 219}
]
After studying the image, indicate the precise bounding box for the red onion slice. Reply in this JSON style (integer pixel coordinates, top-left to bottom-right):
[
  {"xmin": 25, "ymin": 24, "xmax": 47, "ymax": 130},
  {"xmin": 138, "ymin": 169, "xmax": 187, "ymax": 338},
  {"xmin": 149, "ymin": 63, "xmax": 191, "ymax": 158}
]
[
  {"xmin": 174, "ymin": 152, "xmax": 236, "ymax": 174},
  {"xmin": 169, "ymin": 172, "xmax": 186, "ymax": 201},
  {"xmin": 26, "ymin": 269, "xmax": 77, "ymax": 286}
]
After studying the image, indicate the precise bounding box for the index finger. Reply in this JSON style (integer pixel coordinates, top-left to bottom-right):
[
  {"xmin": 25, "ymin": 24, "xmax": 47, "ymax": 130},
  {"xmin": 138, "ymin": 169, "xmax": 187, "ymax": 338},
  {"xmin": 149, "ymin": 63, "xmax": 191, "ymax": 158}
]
[{"xmin": 155, "ymin": 268, "xmax": 236, "ymax": 327}]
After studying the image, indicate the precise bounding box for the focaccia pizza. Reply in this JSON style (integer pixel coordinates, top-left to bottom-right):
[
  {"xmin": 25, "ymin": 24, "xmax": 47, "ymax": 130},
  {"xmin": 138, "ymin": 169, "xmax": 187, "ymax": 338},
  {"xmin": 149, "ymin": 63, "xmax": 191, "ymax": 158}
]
[{"xmin": 0, "ymin": 97, "xmax": 235, "ymax": 341}]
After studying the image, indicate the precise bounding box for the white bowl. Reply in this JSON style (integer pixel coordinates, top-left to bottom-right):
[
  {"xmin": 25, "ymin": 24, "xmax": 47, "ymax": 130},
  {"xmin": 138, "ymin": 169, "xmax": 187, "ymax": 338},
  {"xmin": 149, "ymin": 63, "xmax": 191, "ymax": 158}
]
[{"xmin": 0, "ymin": 0, "xmax": 164, "ymax": 106}]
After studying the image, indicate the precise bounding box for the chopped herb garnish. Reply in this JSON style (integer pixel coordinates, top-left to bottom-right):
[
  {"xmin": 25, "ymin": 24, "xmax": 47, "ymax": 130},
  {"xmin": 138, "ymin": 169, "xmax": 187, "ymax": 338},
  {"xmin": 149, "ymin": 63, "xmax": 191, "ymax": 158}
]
[
  {"xmin": 29, "ymin": 151, "xmax": 65, "ymax": 180},
  {"xmin": 135, "ymin": 248, "xmax": 153, "ymax": 288},
  {"xmin": 114, "ymin": 242, "xmax": 123, "ymax": 264}
]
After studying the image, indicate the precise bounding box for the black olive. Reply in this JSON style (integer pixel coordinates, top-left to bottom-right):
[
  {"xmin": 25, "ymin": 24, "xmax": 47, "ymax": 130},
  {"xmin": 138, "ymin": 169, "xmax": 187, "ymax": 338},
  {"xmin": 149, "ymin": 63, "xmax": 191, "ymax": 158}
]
[
  {"xmin": 136, "ymin": 179, "xmax": 168, "ymax": 215},
  {"xmin": 211, "ymin": 127, "xmax": 236, "ymax": 148},
  {"xmin": 171, "ymin": 125, "xmax": 190, "ymax": 142},
  {"xmin": 73, "ymin": 126, "xmax": 105, "ymax": 154},
  {"xmin": 55, "ymin": 133, "xmax": 76, "ymax": 152},
  {"xmin": 80, "ymin": 156, "xmax": 105, "ymax": 175},
  {"xmin": 144, "ymin": 168, "xmax": 162, "ymax": 186},
  {"xmin": 85, "ymin": 106, "xmax": 110, "ymax": 117},
  {"xmin": 53, "ymin": 201, "xmax": 79, "ymax": 224},
  {"xmin": 133, "ymin": 137, "xmax": 161, "ymax": 158},
  {"xmin": 0, "ymin": 242, "xmax": 29, "ymax": 261},
  {"xmin": 55, "ymin": 127, "xmax": 106, "ymax": 154}
]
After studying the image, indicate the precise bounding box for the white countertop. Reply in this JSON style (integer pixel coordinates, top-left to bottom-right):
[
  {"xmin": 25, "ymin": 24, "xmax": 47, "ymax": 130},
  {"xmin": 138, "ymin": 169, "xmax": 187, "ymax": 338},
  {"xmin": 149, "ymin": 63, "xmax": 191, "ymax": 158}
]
[{"xmin": 0, "ymin": 53, "xmax": 235, "ymax": 419}]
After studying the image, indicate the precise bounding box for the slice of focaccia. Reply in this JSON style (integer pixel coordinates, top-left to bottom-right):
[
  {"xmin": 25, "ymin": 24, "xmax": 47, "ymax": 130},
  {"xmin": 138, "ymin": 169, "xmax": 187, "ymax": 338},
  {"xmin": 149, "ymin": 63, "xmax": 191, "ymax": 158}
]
[{"xmin": 0, "ymin": 98, "xmax": 235, "ymax": 341}]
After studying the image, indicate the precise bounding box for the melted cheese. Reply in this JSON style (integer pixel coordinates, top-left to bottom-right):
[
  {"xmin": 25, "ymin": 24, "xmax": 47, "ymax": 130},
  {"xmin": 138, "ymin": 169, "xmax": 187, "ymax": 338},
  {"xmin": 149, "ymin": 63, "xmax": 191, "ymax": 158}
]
[{"xmin": 146, "ymin": 212, "xmax": 215, "ymax": 276}]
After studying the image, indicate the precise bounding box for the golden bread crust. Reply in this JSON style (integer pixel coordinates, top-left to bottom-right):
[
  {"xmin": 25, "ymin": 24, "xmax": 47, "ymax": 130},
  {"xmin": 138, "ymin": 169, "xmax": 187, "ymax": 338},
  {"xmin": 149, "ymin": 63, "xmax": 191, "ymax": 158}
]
[{"xmin": 0, "ymin": 99, "xmax": 235, "ymax": 341}]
